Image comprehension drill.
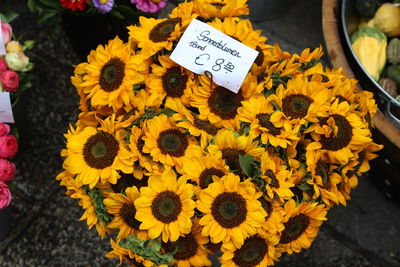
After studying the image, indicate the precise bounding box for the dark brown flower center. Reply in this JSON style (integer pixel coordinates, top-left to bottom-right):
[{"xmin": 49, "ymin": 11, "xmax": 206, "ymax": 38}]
[
  {"xmin": 210, "ymin": 2, "xmax": 225, "ymax": 8},
  {"xmin": 256, "ymin": 113, "xmax": 281, "ymax": 136},
  {"xmin": 198, "ymin": 167, "xmax": 225, "ymax": 189},
  {"xmin": 265, "ymin": 169, "xmax": 280, "ymax": 188},
  {"xmin": 346, "ymin": 150, "xmax": 366, "ymax": 178},
  {"xmin": 212, "ymin": 192, "xmax": 247, "ymax": 228},
  {"xmin": 120, "ymin": 203, "xmax": 141, "ymax": 230},
  {"xmin": 320, "ymin": 114, "xmax": 353, "ymax": 151},
  {"xmin": 221, "ymin": 148, "xmax": 245, "ymax": 174},
  {"xmin": 232, "ymin": 236, "xmax": 268, "ymax": 267},
  {"xmin": 83, "ymin": 131, "xmax": 119, "ymax": 169},
  {"xmin": 280, "ymin": 214, "xmax": 310, "ymax": 244},
  {"xmin": 112, "ymin": 173, "xmax": 149, "ymax": 193},
  {"xmin": 137, "ymin": 136, "xmax": 146, "ymax": 155},
  {"xmin": 99, "ymin": 58, "xmax": 125, "ymax": 92},
  {"xmin": 282, "ymin": 94, "xmax": 313, "ymax": 119},
  {"xmin": 208, "ymin": 86, "xmax": 244, "ymax": 120},
  {"xmin": 194, "ymin": 117, "xmax": 219, "ymax": 135},
  {"xmin": 162, "ymin": 233, "xmax": 198, "ymax": 260},
  {"xmin": 162, "ymin": 66, "xmax": 188, "ymax": 98},
  {"xmin": 151, "ymin": 191, "xmax": 182, "ymax": 223},
  {"xmin": 149, "ymin": 18, "xmax": 181, "ymax": 43},
  {"xmin": 254, "ymin": 45, "xmax": 264, "ymax": 66},
  {"xmin": 335, "ymin": 95, "xmax": 348, "ymax": 103},
  {"xmin": 316, "ymin": 160, "xmax": 330, "ymax": 188},
  {"xmin": 157, "ymin": 129, "xmax": 189, "ymax": 157}
]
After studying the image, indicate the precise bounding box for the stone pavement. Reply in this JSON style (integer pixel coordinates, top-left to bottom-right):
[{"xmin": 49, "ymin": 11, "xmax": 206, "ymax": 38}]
[{"xmin": 0, "ymin": 0, "xmax": 399, "ymax": 266}]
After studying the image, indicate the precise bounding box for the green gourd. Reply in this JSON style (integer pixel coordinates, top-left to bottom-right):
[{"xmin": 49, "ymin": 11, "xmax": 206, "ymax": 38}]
[
  {"xmin": 351, "ymin": 27, "xmax": 387, "ymax": 81},
  {"xmin": 387, "ymin": 38, "xmax": 400, "ymax": 65},
  {"xmin": 387, "ymin": 65, "xmax": 400, "ymax": 86}
]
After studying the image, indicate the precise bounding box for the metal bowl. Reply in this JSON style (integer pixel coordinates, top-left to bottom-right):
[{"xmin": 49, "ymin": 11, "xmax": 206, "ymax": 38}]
[{"xmin": 339, "ymin": 0, "xmax": 400, "ymax": 126}]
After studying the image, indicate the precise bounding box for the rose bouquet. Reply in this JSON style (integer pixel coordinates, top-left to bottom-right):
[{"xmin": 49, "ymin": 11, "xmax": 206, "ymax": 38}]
[
  {"xmin": 57, "ymin": 0, "xmax": 382, "ymax": 266},
  {"xmin": 0, "ymin": 17, "xmax": 34, "ymax": 105},
  {"xmin": 0, "ymin": 122, "xmax": 18, "ymax": 210}
]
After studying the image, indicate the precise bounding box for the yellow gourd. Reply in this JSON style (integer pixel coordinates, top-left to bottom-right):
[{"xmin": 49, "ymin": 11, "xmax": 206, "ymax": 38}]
[
  {"xmin": 351, "ymin": 27, "xmax": 387, "ymax": 81},
  {"xmin": 368, "ymin": 3, "xmax": 400, "ymax": 37}
]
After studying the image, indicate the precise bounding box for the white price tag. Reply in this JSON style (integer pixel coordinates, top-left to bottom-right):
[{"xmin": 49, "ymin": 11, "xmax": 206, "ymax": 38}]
[
  {"xmin": 0, "ymin": 20, "xmax": 6, "ymax": 56},
  {"xmin": 170, "ymin": 19, "xmax": 258, "ymax": 93},
  {"xmin": 0, "ymin": 92, "xmax": 14, "ymax": 123}
]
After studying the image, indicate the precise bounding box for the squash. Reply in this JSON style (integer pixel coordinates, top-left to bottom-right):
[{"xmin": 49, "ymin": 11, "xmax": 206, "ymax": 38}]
[
  {"xmin": 387, "ymin": 65, "xmax": 400, "ymax": 86},
  {"xmin": 368, "ymin": 3, "xmax": 400, "ymax": 37},
  {"xmin": 351, "ymin": 27, "xmax": 387, "ymax": 81},
  {"xmin": 387, "ymin": 38, "xmax": 400, "ymax": 65}
]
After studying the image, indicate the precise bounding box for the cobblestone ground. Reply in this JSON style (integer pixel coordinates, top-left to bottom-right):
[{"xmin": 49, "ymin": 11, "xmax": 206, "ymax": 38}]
[{"xmin": 1, "ymin": 1, "xmax": 399, "ymax": 266}]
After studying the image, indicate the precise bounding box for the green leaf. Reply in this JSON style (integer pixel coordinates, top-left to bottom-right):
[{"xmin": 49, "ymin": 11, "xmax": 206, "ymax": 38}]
[
  {"xmin": 110, "ymin": 9, "xmax": 125, "ymax": 20},
  {"xmin": 120, "ymin": 235, "xmax": 174, "ymax": 266},
  {"xmin": 86, "ymin": 187, "xmax": 113, "ymax": 224},
  {"xmin": 297, "ymin": 183, "xmax": 313, "ymax": 191},
  {"xmin": 160, "ymin": 108, "xmax": 176, "ymax": 117},
  {"xmin": 38, "ymin": 0, "xmax": 64, "ymax": 10},
  {"xmin": 23, "ymin": 40, "xmax": 35, "ymax": 50},
  {"xmin": 239, "ymin": 154, "xmax": 256, "ymax": 178},
  {"xmin": 27, "ymin": 0, "xmax": 38, "ymax": 12},
  {"xmin": 37, "ymin": 11, "xmax": 58, "ymax": 24}
]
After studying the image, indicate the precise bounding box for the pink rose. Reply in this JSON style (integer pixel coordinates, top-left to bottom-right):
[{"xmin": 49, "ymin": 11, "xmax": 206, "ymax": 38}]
[
  {"xmin": 1, "ymin": 21, "xmax": 12, "ymax": 45},
  {"xmin": 0, "ymin": 70, "xmax": 19, "ymax": 92},
  {"xmin": 0, "ymin": 58, "xmax": 7, "ymax": 73},
  {"xmin": 0, "ymin": 159, "xmax": 15, "ymax": 182},
  {"xmin": 0, "ymin": 181, "xmax": 11, "ymax": 209},
  {"xmin": 0, "ymin": 123, "xmax": 10, "ymax": 137},
  {"xmin": 0, "ymin": 135, "xmax": 18, "ymax": 158}
]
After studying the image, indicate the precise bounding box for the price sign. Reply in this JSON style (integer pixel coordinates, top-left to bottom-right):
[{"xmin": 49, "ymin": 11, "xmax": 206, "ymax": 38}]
[
  {"xmin": 170, "ymin": 19, "xmax": 259, "ymax": 93},
  {"xmin": 0, "ymin": 92, "xmax": 14, "ymax": 123}
]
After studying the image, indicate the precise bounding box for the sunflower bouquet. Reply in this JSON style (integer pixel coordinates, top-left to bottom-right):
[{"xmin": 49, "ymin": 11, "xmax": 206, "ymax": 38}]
[{"xmin": 57, "ymin": 0, "xmax": 382, "ymax": 266}]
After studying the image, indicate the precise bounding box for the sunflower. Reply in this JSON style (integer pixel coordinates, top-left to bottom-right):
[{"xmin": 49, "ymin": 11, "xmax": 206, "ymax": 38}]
[
  {"xmin": 142, "ymin": 114, "xmax": 202, "ymax": 169},
  {"xmin": 191, "ymin": 73, "xmax": 260, "ymax": 129},
  {"xmin": 220, "ymin": 233, "xmax": 276, "ymax": 267},
  {"xmin": 257, "ymin": 197, "xmax": 285, "ymax": 245},
  {"xmin": 306, "ymin": 99, "xmax": 372, "ymax": 165},
  {"xmin": 64, "ymin": 116, "xmax": 133, "ymax": 188},
  {"xmin": 162, "ymin": 219, "xmax": 212, "ymax": 267},
  {"xmin": 208, "ymin": 18, "xmax": 267, "ymax": 50},
  {"xmin": 104, "ymin": 186, "xmax": 149, "ymax": 240},
  {"xmin": 111, "ymin": 169, "xmax": 150, "ymax": 193},
  {"xmin": 67, "ymin": 178, "xmax": 111, "ymax": 239},
  {"xmin": 238, "ymin": 96, "xmax": 299, "ymax": 148},
  {"xmin": 207, "ymin": 130, "xmax": 264, "ymax": 177},
  {"xmin": 197, "ymin": 173, "xmax": 266, "ymax": 248},
  {"xmin": 192, "ymin": 0, "xmax": 249, "ymax": 19},
  {"xmin": 166, "ymin": 98, "xmax": 220, "ymax": 148},
  {"xmin": 260, "ymin": 151, "xmax": 294, "ymax": 201},
  {"xmin": 147, "ymin": 55, "xmax": 195, "ymax": 106},
  {"xmin": 80, "ymin": 37, "xmax": 145, "ymax": 112},
  {"xmin": 269, "ymin": 76, "xmax": 331, "ymax": 127},
  {"xmin": 180, "ymin": 152, "xmax": 229, "ymax": 193},
  {"xmin": 326, "ymin": 78, "xmax": 359, "ymax": 107},
  {"xmin": 128, "ymin": 17, "xmax": 183, "ymax": 58},
  {"xmin": 106, "ymin": 238, "xmax": 166, "ymax": 267},
  {"xmin": 277, "ymin": 199, "xmax": 327, "ymax": 254},
  {"xmin": 129, "ymin": 124, "xmax": 160, "ymax": 173},
  {"xmin": 135, "ymin": 169, "xmax": 195, "ymax": 242},
  {"xmin": 305, "ymin": 151, "xmax": 346, "ymax": 207}
]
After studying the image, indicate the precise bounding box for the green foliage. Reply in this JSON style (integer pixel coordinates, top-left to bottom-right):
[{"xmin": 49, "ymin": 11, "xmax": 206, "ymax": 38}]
[
  {"xmin": 130, "ymin": 107, "xmax": 177, "ymax": 128},
  {"xmin": 239, "ymin": 154, "xmax": 266, "ymax": 192},
  {"xmin": 120, "ymin": 235, "xmax": 175, "ymax": 266},
  {"xmin": 86, "ymin": 187, "xmax": 113, "ymax": 224}
]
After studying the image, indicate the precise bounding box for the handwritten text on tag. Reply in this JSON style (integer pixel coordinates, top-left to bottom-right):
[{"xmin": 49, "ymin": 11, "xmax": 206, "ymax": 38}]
[{"xmin": 170, "ymin": 19, "xmax": 259, "ymax": 93}]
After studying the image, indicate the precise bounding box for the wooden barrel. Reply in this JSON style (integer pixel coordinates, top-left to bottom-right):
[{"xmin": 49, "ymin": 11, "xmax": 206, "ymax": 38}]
[{"xmin": 322, "ymin": 0, "xmax": 400, "ymax": 204}]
